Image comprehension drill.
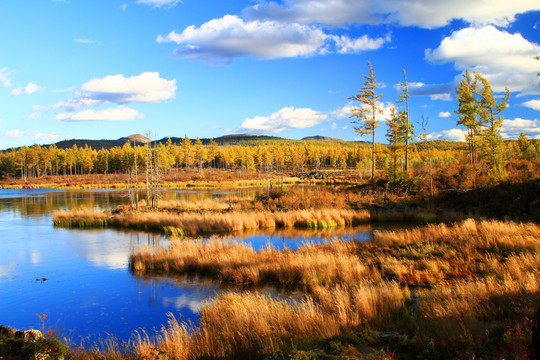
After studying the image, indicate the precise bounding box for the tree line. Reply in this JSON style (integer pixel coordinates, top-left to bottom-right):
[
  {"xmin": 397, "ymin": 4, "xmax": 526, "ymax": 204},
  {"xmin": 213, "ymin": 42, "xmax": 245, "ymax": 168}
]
[{"xmin": 0, "ymin": 134, "xmax": 536, "ymax": 181}]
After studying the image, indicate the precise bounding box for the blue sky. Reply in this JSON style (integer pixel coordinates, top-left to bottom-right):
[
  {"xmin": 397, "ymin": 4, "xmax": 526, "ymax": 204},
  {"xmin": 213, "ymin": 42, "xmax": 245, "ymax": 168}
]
[{"xmin": 0, "ymin": 0, "xmax": 539, "ymax": 149}]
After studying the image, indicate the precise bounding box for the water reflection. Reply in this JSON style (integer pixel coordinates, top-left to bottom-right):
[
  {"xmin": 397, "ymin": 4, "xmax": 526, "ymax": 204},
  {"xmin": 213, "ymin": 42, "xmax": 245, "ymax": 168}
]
[
  {"xmin": 0, "ymin": 187, "xmax": 372, "ymax": 345},
  {"xmin": 208, "ymin": 226, "xmax": 374, "ymax": 251}
]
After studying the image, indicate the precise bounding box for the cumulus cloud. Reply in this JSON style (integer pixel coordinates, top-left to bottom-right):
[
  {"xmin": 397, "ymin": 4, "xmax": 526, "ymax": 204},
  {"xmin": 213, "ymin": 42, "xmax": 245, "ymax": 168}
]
[
  {"xmin": 439, "ymin": 111, "xmax": 451, "ymax": 118},
  {"xmin": 501, "ymin": 117, "xmax": 540, "ymax": 139},
  {"xmin": 10, "ymin": 82, "xmax": 40, "ymax": 96},
  {"xmin": 329, "ymin": 104, "xmax": 354, "ymax": 119},
  {"xmin": 331, "ymin": 101, "xmax": 395, "ymax": 123},
  {"xmin": 0, "ymin": 68, "xmax": 13, "ymax": 87},
  {"xmin": 333, "ymin": 34, "xmax": 387, "ymax": 54},
  {"xmin": 80, "ymin": 72, "xmax": 177, "ymax": 103},
  {"xmin": 523, "ymin": 99, "xmax": 540, "ymax": 110},
  {"xmin": 241, "ymin": 106, "xmax": 328, "ymax": 133},
  {"xmin": 53, "ymin": 98, "xmax": 103, "ymax": 112},
  {"xmin": 427, "ymin": 128, "xmax": 467, "ymax": 141},
  {"xmin": 245, "ymin": 102, "xmax": 395, "ymax": 134},
  {"xmin": 137, "ymin": 0, "xmax": 181, "ymax": 8},
  {"xmin": 50, "ymin": 72, "xmax": 176, "ymax": 121},
  {"xmin": 4, "ymin": 130, "xmax": 24, "ymax": 138},
  {"xmin": 55, "ymin": 106, "xmax": 144, "ymax": 121},
  {"xmin": 426, "ymin": 25, "xmax": 540, "ymax": 93},
  {"xmin": 243, "ymin": 0, "xmax": 540, "ymax": 29},
  {"xmin": 243, "ymin": 0, "xmax": 379, "ymax": 27},
  {"xmin": 32, "ymin": 133, "xmax": 64, "ymax": 142},
  {"xmin": 157, "ymin": 15, "xmax": 386, "ymax": 63}
]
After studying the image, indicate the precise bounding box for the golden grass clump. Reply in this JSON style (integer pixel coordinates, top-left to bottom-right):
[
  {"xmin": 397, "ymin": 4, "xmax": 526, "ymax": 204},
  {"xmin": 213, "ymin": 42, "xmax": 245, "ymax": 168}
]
[
  {"xmin": 74, "ymin": 217, "xmax": 540, "ymax": 359},
  {"xmin": 56, "ymin": 206, "xmax": 371, "ymax": 236},
  {"xmin": 373, "ymin": 219, "xmax": 540, "ymax": 250},
  {"xmin": 132, "ymin": 283, "xmax": 410, "ymax": 359},
  {"xmin": 131, "ymin": 238, "xmax": 375, "ymax": 288},
  {"xmin": 53, "ymin": 208, "xmax": 110, "ymax": 228}
]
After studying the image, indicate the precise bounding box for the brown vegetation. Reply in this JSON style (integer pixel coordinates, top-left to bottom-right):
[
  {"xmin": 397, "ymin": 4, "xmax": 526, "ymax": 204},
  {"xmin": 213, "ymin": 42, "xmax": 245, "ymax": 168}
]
[
  {"xmin": 54, "ymin": 207, "xmax": 370, "ymax": 236},
  {"xmin": 106, "ymin": 219, "xmax": 540, "ymax": 359}
]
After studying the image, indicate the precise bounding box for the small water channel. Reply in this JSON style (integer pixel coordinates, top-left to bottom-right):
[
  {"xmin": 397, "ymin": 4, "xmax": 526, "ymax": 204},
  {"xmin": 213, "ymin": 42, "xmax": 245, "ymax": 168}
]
[{"xmin": 0, "ymin": 188, "xmax": 377, "ymax": 345}]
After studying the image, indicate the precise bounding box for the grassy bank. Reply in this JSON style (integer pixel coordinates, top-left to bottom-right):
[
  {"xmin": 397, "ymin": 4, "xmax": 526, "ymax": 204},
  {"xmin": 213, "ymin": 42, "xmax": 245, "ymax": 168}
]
[
  {"xmin": 53, "ymin": 207, "xmax": 372, "ymax": 236},
  {"xmin": 68, "ymin": 219, "xmax": 539, "ymax": 359},
  {"xmin": 0, "ymin": 171, "xmax": 299, "ymax": 190}
]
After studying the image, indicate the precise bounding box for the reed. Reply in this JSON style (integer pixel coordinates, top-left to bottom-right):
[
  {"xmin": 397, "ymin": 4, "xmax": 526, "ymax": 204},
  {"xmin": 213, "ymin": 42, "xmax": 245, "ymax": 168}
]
[
  {"xmin": 55, "ymin": 207, "xmax": 371, "ymax": 236},
  {"xmin": 131, "ymin": 238, "xmax": 376, "ymax": 288},
  {"xmin": 74, "ymin": 218, "xmax": 540, "ymax": 359},
  {"xmin": 130, "ymin": 283, "xmax": 409, "ymax": 359},
  {"xmin": 52, "ymin": 208, "xmax": 110, "ymax": 228}
]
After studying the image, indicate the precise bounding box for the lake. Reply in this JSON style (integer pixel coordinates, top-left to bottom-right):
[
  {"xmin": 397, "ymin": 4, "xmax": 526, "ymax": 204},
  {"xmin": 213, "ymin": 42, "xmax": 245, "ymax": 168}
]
[{"xmin": 0, "ymin": 188, "xmax": 376, "ymax": 345}]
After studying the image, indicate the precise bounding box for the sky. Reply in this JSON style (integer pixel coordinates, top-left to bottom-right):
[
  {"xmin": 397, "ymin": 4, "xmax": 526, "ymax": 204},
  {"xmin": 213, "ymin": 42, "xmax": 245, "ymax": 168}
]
[{"xmin": 0, "ymin": 0, "xmax": 539, "ymax": 149}]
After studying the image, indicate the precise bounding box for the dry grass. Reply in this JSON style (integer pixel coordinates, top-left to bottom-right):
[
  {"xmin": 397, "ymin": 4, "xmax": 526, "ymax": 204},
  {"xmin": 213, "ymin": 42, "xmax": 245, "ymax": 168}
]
[
  {"xmin": 131, "ymin": 238, "xmax": 376, "ymax": 288},
  {"xmin": 72, "ymin": 219, "xmax": 540, "ymax": 359},
  {"xmin": 54, "ymin": 207, "xmax": 371, "ymax": 236},
  {"xmin": 129, "ymin": 283, "xmax": 409, "ymax": 359}
]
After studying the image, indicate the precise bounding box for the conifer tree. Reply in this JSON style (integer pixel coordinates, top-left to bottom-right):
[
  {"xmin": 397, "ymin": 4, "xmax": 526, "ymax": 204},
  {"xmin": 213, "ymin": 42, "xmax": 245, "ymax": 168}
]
[
  {"xmin": 385, "ymin": 106, "xmax": 402, "ymax": 182},
  {"xmin": 396, "ymin": 69, "xmax": 413, "ymax": 171},
  {"xmin": 349, "ymin": 61, "xmax": 383, "ymax": 187},
  {"xmin": 455, "ymin": 70, "xmax": 480, "ymax": 164},
  {"xmin": 475, "ymin": 73, "xmax": 509, "ymax": 177}
]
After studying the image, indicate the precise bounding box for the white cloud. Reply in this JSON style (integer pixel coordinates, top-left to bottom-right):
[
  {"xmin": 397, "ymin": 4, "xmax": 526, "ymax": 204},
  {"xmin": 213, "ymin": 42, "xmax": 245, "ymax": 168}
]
[
  {"xmin": 75, "ymin": 38, "xmax": 98, "ymax": 44},
  {"xmin": 55, "ymin": 106, "xmax": 144, "ymax": 121},
  {"xmin": 0, "ymin": 68, "xmax": 13, "ymax": 87},
  {"xmin": 523, "ymin": 99, "xmax": 540, "ymax": 110},
  {"xmin": 243, "ymin": 0, "xmax": 379, "ymax": 27},
  {"xmin": 501, "ymin": 117, "xmax": 540, "ymax": 139},
  {"xmin": 330, "ymin": 104, "xmax": 353, "ymax": 119},
  {"xmin": 243, "ymin": 0, "xmax": 540, "ymax": 29},
  {"xmin": 53, "ymin": 98, "xmax": 103, "ymax": 111},
  {"xmin": 427, "ymin": 128, "xmax": 467, "ymax": 141},
  {"xmin": 25, "ymin": 111, "xmax": 41, "ymax": 120},
  {"xmin": 384, "ymin": 0, "xmax": 539, "ymax": 28},
  {"xmin": 241, "ymin": 106, "xmax": 328, "ymax": 133},
  {"xmin": 426, "ymin": 25, "xmax": 540, "ymax": 93},
  {"xmin": 120, "ymin": 4, "xmax": 127, "ymax": 11},
  {"xmin": 10, "ymin": 82, "xmax": 40, "ymax": 96},
  {"xmin": 430, "ymin": 93, "xmax": 453, "ymax": 101},
  {"xmin": 333, "ymin": 34, "xmax": 387, "ymax": 54},
  {"xmin": 80, "ymin": 72, "xmax": 176, "ymax": 103},
  {"xmin": 439, "ymin": 111, "xmax": 451, "ymax": 118},
  {"xmin": 46, "ymin": 73, "xmax": 175, "ymax": 122},
  {"xmin": 157, "ymin": 15, "xmax": 386, "ymax": 63},
  {"xmin": 4, "ymin": 130, "xmax": 24, "ymax": 138},
  {"xmin": 331, "ymin": 102, "xmax": 395, "ymax": 123},
  {"xmin": 32, "ymin": 133, "xmax": 64, "ymax": 142},
  {"xmin": 137, "ymin": 0, "xmax": 181, "ymax": 8}
]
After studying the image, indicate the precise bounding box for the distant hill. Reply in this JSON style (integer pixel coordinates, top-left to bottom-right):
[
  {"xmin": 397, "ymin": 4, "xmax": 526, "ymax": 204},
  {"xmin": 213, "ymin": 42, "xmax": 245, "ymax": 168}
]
[
  {"xmin": 45, "ymin": 133, "xmax": 285, "ymax": 150},
  {"xmin": 4, "ymin": 133, "xmax": 471, "ymax": 152},
  {"xmin": 118, "ymin": 134, "xmax": 150, "ymax": 144},
  {"xmin": 302, "ymin": 135, "xmax": 344, "ymax": 142}
]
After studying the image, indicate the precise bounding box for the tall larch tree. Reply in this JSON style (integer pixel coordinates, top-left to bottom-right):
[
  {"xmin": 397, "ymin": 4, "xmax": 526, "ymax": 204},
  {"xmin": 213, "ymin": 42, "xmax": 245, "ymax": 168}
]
[
  {"xmin": 385, "ymin": 106, "xmax": 402, "ymax": 182},
  {"xmin": 349, "ymin": 61, "xmax": 383, "ymax": 187},
  {"xmin": 475, "ymin": 72, "xmax": 509, "ymax": 178},
  {"xmin": 455, "ymin": 70, "xmax": 480, "ymax": 164},
  {"xmin": 396, "ymin": 68, "xmax": 413, "ymax": 171}
]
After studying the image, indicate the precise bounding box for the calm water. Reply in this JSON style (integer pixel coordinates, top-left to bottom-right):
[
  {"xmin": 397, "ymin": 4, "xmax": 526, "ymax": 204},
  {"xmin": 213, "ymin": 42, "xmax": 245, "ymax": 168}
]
[{"xmin": 0, "ymin": 188, "xmax": 375, "ymax": 345}]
